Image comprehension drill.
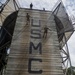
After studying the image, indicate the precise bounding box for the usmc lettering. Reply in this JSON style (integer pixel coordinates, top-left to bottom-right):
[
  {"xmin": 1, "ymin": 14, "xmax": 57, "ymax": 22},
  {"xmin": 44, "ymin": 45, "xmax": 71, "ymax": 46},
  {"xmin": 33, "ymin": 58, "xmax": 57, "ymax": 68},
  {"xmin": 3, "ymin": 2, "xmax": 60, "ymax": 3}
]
[
  {"xmin": 28, "ymin": 58, "xmax": 42, "ymax": 74},
  {"xmin": 28, "ymin": 20, "xmax": 42, "ymax": 74}
]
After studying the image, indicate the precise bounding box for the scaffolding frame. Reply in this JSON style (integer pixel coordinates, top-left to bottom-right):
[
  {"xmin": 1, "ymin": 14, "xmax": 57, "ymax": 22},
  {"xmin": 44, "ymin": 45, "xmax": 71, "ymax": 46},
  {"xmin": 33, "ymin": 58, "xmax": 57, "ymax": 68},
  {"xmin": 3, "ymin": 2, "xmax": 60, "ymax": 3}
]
[
  {"xmin": 53, "ymin": 1, "xmax": 74, "ymax": 75},
  {"xmin": 0, "ymin": 0, "xmax": 20, "ymax": 75}
]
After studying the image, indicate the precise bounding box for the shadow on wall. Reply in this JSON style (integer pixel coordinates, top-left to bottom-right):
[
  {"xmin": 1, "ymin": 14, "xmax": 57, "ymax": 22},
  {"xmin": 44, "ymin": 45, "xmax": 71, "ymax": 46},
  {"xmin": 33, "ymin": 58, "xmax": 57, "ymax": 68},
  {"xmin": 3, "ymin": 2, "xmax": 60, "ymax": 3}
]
[{"xmin": 0, "ymin": 11, "xmax": 18, "ymax": 71}]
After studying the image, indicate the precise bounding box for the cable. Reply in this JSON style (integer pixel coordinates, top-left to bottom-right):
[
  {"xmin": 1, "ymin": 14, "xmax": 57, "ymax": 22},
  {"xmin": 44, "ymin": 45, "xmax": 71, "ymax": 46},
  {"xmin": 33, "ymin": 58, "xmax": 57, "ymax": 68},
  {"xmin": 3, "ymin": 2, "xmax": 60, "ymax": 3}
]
[{"xmin": 0, "ymin": 21, "xmax": 28, "ymax": 51}]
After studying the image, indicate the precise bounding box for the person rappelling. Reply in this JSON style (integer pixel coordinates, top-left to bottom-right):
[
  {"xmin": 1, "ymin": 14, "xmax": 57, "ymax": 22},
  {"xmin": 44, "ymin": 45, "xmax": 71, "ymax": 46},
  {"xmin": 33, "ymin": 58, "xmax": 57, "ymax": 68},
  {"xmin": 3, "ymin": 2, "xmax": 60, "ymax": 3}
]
[
  {"xmin": 26, "ymin": 13, "xmax": 30, "ymax": 25},
  {"xmin": 43, "ymin": 25, "xmax": 51, "ymax": 38}
]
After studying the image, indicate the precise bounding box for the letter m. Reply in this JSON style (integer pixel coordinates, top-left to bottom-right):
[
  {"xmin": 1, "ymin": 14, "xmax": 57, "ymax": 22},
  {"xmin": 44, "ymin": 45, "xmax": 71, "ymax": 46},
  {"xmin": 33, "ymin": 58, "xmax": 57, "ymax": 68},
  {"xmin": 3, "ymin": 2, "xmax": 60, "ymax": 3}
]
[{"xmin": 29, "ymin": 42, "xmax": 42, "ymax": 54}]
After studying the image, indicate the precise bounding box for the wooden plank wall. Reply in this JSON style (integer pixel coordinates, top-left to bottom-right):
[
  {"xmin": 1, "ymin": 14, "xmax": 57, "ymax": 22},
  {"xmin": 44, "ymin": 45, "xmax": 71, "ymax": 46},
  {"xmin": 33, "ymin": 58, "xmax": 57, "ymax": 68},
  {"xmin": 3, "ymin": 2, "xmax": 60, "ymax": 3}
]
[{"xmin": 5, "ymin": 9, "xmax": 64, "ymax": 75}]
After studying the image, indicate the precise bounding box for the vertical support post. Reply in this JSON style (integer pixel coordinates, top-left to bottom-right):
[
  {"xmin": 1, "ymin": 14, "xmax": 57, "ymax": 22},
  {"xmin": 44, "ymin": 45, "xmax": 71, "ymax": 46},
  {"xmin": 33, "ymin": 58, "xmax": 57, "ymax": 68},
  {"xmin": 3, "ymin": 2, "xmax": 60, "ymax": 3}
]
[{"xmin": 64, "ymin": 34, "xmax": 73, "ymax": 75}]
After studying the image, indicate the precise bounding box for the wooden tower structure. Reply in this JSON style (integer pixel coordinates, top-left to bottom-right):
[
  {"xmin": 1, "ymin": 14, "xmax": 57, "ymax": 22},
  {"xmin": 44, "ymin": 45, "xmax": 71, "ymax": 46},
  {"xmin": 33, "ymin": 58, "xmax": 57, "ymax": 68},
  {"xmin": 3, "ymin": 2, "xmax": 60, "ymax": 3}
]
[{"xmin": 0, "ymin": 0, "xmax": 74, "ymax": 75}]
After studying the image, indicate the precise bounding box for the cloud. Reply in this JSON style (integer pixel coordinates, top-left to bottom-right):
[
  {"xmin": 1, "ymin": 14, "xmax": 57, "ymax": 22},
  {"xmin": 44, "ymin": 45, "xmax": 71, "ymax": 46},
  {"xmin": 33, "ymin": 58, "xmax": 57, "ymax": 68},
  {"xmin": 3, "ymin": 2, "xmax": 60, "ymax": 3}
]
[
  {"xmin": 18, "ymin": 0, "xmax": 75, "ymax": 17},
  {"xmin": 63, "ymin": 0, "xmax": 75, "ymax": 16},
  {"xmin": 67, "ymin": 32, "xmax": 75, "ymax": 66},
  {"xmin": 0, "ymin": 0, "xmax": 6, "ymax": 3},
  {"xmin": 18, "ymin": 0, "xmax": 58, "ymax": 10}
]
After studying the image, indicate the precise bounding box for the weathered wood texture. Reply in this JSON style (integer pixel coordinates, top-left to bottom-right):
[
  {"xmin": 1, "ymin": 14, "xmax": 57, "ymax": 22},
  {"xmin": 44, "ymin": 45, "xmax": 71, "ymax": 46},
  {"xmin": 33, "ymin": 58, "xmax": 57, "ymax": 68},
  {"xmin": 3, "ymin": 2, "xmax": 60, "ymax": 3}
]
[{"xmin": 5, "ymin": 9, "xmax": 64, "ymax": 75}]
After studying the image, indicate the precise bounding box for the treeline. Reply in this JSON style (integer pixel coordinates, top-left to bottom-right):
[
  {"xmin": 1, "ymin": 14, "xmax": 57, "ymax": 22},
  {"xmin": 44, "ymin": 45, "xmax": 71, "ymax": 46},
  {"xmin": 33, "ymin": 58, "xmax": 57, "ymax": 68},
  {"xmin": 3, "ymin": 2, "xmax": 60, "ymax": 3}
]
[{"xmin": 63, "ymin": 66, "xmax": 75, "ymax": 75}]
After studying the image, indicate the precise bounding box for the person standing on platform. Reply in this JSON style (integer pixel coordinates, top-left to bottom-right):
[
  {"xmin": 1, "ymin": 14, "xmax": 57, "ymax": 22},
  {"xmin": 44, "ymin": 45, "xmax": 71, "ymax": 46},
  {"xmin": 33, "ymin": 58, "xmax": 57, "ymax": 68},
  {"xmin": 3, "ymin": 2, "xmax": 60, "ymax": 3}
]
[
  {"xmin": 43, "ymin": 8, "xmax": 45, "ymax": 11},
  {"xmin": 26, "ymin": 13, "xmax": 30, "ymax": 25},
  {"xmin": 30, "ymin": 3, "xmax": 33, "ymax": 9}
]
